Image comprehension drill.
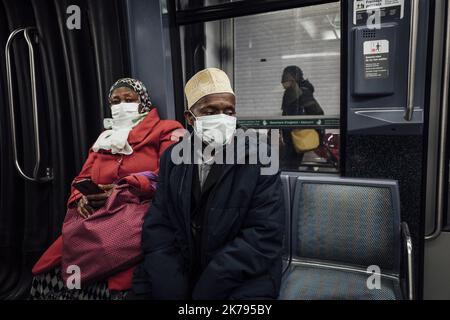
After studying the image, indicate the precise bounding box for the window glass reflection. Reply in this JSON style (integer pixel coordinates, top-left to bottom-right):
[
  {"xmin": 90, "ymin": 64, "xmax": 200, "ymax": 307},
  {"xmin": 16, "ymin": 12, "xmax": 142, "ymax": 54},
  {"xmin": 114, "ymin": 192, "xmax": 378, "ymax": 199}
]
[
  {"xmin": 234, "ymin": 3, "xmax": 340, "ymax": 117},
  {"xmin": 180, "ymin": 2, "xmax": 341, "ymax": 172}
]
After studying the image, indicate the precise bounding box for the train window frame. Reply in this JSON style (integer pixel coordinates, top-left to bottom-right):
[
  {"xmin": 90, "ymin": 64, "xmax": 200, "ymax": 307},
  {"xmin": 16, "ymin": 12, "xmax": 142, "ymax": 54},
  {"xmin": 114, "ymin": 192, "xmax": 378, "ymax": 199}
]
[
  {"xmin": 176, "ymin": 0, "xmax": 245, "ymax": 11},
  {"xmin": 168, "ymin": 0, "xmax": 345, "ymax": 173}
]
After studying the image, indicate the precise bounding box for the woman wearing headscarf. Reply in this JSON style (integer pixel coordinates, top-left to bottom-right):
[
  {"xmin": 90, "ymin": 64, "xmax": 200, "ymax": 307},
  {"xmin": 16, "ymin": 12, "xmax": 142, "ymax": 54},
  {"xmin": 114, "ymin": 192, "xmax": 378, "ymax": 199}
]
[
  {"xmin": 29, "ymin": 78, "xmax": 184, "ymax": 300},
  {"xmin": 281, "ymin": 66, "xmax": 324, "ymax": 169}
]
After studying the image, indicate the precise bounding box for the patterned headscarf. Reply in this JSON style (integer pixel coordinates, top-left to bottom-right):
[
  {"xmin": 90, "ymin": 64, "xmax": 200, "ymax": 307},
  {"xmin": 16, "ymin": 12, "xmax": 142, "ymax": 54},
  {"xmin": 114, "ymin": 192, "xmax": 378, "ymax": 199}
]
[{"xmin": 108, "ymin": 78, "xmax": 153, "ymax": 113}]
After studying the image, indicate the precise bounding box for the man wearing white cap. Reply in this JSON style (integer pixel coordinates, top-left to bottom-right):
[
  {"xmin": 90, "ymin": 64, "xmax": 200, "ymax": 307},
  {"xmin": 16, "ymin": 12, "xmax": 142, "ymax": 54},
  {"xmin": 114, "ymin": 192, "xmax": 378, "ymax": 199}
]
[{"xmin": 130, "ymin": 68, "xmax": 284, "ymax": 300}]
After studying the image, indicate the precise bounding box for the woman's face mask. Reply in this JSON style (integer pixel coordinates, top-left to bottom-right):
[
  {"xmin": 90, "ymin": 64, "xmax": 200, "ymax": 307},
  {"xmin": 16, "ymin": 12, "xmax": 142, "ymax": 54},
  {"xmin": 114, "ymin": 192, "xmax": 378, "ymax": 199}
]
[
  {"xmin": 111, "ymin": 102, "xmax": 140, "ymax": 119},
  {"xmin": 105, "ymin": 102, "xmax": 141, "ymax": 130},
  {"xmin": 190, "ymin": 112, "xmax": 237, "ymax": 147}
]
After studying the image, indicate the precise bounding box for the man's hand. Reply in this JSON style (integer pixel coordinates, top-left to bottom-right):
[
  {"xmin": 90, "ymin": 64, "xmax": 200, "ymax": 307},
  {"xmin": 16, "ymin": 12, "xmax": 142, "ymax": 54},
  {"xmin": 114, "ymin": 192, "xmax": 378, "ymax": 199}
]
[{"xmin": 77, "ymin": 184, "xmax": 116, "ymax": 218}]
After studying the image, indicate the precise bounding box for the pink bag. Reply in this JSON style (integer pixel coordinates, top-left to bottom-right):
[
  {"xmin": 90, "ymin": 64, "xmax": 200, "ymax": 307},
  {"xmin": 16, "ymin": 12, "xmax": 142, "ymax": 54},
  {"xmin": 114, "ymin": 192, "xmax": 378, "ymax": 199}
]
[{"xmin": 61, "ymin": 184, "xmax": 151, "ymax": 286}]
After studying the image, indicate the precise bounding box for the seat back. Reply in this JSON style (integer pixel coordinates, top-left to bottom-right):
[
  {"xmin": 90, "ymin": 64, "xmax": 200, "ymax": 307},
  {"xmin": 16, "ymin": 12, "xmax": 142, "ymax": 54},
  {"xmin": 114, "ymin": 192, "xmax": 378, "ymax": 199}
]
[{"xmin": 291, "ymin": 176, "xmax": 401, "ymax": 275}]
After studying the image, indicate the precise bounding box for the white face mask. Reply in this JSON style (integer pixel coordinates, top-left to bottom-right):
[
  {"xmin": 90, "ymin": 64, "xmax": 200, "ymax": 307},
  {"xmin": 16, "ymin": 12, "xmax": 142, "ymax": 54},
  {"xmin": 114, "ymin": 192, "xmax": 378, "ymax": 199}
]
[
  {"xmin": 111, "ymin": 102, "xmax": 140, "ymax": 118},
  {"xmin": 191, "ymin": 112, "xmax": 237, "ymax": 146},
  {"xmin": 105, "ymin": 102, "xmax": 141, "ymax": 130}
]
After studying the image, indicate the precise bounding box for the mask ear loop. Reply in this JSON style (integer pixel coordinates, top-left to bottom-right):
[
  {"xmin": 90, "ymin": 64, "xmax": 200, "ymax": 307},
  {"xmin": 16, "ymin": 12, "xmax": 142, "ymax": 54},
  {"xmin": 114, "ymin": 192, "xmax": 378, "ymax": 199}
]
[
  {"xmin": 189, "ymin": 110, "xmax": 198, "ymax": 121},
  {"xmin": 189, "ymin": 110, "xmax": 199, "ymax": 133}
]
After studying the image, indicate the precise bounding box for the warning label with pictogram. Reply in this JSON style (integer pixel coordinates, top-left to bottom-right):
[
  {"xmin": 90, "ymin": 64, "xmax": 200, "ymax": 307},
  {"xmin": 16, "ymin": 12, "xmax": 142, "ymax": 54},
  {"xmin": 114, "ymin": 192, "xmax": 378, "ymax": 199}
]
[{"xmin": 363, "ymin": 40, "xmax": 390, "ymax": 79}]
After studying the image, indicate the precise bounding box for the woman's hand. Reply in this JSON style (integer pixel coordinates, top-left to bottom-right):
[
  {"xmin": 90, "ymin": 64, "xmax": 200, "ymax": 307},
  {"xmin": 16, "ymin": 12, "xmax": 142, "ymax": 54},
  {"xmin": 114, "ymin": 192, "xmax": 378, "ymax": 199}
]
[
  {"xmin": 77, "ymin": 196, "xmax": 94, "ymax": 219},
  {"xmin": 99, "ymin": 184, "xmax": 117, "ymax": 196},
  {"xmin": 85, "ymin": 184, "xmax": 117, "ymax": 210},
  {"xmin": 76, "ymin": 184, "xmax": 116, "ymax": 218}
]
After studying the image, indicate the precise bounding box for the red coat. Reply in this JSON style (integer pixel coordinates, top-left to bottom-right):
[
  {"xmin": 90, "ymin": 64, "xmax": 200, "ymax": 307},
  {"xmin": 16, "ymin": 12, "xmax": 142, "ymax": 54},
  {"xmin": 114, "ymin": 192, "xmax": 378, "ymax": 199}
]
[{"xmin": 32, "ymin": 108, "xmax": 184, "ymax": 291}]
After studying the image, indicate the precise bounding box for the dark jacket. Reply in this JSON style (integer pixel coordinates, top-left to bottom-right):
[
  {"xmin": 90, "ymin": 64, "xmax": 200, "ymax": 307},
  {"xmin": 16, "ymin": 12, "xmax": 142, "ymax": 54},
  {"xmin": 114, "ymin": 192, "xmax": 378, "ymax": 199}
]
[{"xmin": 131, "ymin": 135, "xmax": 285, "ymax": 300}]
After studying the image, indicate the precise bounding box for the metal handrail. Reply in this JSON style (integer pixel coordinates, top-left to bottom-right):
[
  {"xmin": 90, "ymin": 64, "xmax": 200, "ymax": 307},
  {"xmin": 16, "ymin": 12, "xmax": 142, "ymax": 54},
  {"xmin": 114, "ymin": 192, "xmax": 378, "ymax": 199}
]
[
  {"xmin": 5, "ymin": 27, "xmax": 53, "ymax": 183},
  {"xmin": 402, "ymin": 222, "xmax": 414, "ymax": 300},
  {"xmin": 405, "ymin": 0, "xmax": 420, "ymax": 121}
]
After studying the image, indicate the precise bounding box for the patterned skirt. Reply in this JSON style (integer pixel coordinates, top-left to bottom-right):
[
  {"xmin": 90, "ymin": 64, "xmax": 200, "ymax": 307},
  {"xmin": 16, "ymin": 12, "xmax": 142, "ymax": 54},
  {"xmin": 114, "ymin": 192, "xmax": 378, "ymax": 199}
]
[{"xmin": 29, "ymin": 267, "xmax": 128, "ymax": 300}]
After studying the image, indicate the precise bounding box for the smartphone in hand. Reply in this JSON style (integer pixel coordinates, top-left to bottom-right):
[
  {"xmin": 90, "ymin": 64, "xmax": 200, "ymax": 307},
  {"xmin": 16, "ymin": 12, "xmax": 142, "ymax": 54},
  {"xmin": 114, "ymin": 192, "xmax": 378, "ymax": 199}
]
[{"xmin": 73, "ymin": 179, "xmax": 105, "ymax": 196}]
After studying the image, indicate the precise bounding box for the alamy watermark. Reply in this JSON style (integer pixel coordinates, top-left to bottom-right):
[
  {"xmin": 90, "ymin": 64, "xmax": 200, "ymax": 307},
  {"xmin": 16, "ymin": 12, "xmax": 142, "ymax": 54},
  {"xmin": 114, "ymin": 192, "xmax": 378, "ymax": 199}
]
[
  {"xmin": 66, "ymin": 265, "xmax": 81, "ymax": 290},
  {"xmin": 170, "ymin": 128, "xmax": 280, "ymax": 176},
  {"xmin": 366, "ymin": 8, "xmax": 381, "ymax": 30},
  {"xmin": 366, "ymin": 265, "xmax": 382, "ymax": 290},
  {"xmin": 66, "ymin": 5, "xmax": 81, "ymax": 30},
  {"xmin": 63, "ymin": 264, "xmax": 382, "ymax": 293}
]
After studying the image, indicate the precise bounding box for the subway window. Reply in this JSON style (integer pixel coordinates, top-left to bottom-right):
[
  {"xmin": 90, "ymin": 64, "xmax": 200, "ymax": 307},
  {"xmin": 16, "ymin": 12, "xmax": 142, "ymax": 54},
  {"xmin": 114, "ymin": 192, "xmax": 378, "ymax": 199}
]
[{"xmin": 179, "ymin": 2, "xmax": 341, "ymax": 172}]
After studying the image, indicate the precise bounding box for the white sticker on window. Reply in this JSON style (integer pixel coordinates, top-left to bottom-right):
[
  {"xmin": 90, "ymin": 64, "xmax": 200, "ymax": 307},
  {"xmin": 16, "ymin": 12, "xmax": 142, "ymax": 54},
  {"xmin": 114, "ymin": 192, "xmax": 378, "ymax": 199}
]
[{"xmin": 354, "ymin": 0, "xmax": 404, "ymax": 25}]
